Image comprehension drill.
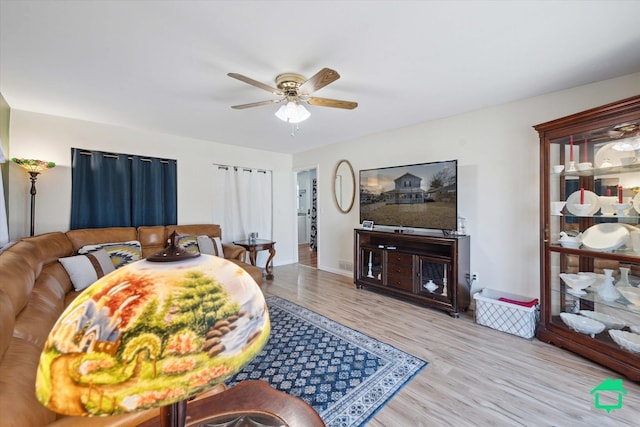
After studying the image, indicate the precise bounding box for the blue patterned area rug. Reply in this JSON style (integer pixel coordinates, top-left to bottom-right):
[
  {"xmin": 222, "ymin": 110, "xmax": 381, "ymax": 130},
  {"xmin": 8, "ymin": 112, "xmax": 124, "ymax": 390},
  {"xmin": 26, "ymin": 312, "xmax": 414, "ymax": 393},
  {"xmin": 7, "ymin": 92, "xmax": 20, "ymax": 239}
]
[{"xmin": 227, "ymin": 296, "xmax": 428, "ymax": 427}]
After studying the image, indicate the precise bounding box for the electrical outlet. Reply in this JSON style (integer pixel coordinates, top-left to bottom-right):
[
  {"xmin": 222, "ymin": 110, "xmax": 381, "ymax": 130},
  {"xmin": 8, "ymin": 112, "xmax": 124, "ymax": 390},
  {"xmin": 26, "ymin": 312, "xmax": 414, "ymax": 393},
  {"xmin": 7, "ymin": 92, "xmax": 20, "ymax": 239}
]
[{"xmin": 472, "ymin": 272, "xmax": 479, "ymax": 282}]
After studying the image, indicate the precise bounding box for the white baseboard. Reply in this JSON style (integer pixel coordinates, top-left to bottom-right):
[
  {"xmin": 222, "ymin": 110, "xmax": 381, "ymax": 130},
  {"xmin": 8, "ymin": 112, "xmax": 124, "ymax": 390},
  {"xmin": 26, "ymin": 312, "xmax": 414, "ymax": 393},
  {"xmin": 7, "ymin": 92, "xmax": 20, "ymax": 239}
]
[{"xmin": 318, "ymin": 265, "xmax": 353, "ymax": 278}]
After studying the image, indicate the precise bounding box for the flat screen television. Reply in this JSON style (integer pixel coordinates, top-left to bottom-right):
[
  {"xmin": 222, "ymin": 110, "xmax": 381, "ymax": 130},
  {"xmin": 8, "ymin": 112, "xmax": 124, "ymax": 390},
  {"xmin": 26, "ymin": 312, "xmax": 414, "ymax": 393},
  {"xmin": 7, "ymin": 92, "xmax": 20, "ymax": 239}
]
[{"xmin": 359, "ymin": 160, "xmax": 457, "ymax": 232}]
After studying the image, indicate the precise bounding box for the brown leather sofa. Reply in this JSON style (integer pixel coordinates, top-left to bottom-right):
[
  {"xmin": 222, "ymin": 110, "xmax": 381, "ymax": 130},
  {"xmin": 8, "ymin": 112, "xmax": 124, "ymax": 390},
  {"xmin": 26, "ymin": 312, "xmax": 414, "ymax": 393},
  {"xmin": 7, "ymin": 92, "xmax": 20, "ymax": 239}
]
[{"xmin": 0, "ymin": 224, "xmax": 263, "ymax": 427}]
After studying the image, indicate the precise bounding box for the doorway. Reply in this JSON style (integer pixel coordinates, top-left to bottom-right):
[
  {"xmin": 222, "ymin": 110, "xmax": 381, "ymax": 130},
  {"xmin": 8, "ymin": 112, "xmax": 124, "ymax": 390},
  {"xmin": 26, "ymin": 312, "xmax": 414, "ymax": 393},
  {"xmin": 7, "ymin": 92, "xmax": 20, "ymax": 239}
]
[{"xmin": 296, "ymin": 168, "xmax": 317, "ymax": 268}]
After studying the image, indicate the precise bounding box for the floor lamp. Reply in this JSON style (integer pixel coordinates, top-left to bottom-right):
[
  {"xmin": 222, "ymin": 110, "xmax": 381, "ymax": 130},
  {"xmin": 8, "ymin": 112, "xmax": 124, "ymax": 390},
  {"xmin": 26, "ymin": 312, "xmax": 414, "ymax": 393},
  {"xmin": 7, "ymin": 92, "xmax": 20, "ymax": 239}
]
[{"xmin": 11, "ymin": 158, "xmax": 55, "ymax": 236}]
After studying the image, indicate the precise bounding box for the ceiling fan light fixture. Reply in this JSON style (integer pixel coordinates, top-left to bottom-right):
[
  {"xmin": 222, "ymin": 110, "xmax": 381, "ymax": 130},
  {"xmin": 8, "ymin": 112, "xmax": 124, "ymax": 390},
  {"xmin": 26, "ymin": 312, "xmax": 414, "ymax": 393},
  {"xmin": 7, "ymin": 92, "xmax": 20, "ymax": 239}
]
[
  {"xmin": 274, "ymin": 104, "xmax": 288, "ymax": 122},
  {"xmin": 275, "ymin": 101, "xmax": 310, "ymax": 124}
]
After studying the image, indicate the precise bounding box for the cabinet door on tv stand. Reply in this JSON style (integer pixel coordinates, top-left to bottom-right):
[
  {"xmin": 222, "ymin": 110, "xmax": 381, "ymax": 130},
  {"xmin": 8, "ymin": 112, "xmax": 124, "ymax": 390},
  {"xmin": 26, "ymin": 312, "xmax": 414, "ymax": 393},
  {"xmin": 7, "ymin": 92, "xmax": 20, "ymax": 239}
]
[
  {"xmin": 358, "ymin": 246, "xmax": 384, "ymax": 285},
  {"xmin": 416, "ymin": 256, "xmax": 452, "ymax": 304}
]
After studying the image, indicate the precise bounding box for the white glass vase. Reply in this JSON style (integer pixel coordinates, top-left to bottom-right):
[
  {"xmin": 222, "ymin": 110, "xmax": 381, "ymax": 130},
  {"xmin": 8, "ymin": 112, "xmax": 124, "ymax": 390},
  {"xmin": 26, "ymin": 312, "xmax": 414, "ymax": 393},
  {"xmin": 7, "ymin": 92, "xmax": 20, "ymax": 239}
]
[
  {"xmin": 616, "ymin": 267, "xmax": 631, "ymax": 288},
  {"xmin": 598, "ymin": 268, "xmax": 621, "ymax": 302}
]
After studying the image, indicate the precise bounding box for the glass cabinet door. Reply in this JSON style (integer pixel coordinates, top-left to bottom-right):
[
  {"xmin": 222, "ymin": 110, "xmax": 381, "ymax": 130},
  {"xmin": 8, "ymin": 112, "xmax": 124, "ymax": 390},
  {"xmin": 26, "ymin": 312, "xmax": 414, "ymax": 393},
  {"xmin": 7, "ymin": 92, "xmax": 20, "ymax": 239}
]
[
  {"xmin": 417, "ymin": 256, "xmax": 451, "ymax": 302},
  {"xmin": 359, "ymin": 247, "xmax": 383, "ymax": 284},
  {"xmin": 547, "ymin": 120, "xmax": 640, "ymax": 356}
]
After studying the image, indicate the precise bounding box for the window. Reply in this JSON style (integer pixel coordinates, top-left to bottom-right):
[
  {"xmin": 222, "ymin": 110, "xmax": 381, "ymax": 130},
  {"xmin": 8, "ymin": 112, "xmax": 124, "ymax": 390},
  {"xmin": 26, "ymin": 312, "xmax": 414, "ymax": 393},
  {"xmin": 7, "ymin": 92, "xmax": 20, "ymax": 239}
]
[
  {"xmin": 212, "ymin": 165, "xmax": 272, "ymax": 244},
  {"xmin": 70, "ymin": 148, "xmax": 177, "ymax": 229}
]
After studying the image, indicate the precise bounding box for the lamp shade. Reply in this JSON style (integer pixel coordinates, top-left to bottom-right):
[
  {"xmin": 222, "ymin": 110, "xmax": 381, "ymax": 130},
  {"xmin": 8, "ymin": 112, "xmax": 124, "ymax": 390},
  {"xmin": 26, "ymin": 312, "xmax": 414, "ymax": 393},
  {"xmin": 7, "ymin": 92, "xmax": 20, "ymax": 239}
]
[
  {"xmin": 35, "ymin": 255, "xmax": 270, "ymax": 417},
  {"xmin": 275, "ymin": 101, "xmax": 310, "ymax": 124},
  {"xmin": 11, "ymin": 157, "xmax": 56, "ymax": 173}
]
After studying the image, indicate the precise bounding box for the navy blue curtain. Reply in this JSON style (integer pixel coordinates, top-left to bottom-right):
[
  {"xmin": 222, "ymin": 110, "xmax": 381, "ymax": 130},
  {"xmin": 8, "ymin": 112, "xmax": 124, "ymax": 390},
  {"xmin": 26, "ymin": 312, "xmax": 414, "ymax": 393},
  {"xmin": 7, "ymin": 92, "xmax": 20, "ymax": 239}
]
[
  {"xmin": 131, "ymin": 155, "xmax": 177, "ymax": 227},
  {"xmin": 70, "ymin": 149, "xmax": 177, "ymax": 229}
]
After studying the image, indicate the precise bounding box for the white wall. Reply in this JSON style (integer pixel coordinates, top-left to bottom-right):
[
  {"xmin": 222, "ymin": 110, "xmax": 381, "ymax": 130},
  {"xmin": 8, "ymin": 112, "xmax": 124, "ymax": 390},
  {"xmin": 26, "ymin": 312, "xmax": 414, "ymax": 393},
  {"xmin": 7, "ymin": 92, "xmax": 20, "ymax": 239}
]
[
  {"xmin": 293, "ymin": 73, "xmax": 640, "ymax": 298},
  {"xmin": 7, "ymin": 111, "xmax": 297, "ymax": 265}
]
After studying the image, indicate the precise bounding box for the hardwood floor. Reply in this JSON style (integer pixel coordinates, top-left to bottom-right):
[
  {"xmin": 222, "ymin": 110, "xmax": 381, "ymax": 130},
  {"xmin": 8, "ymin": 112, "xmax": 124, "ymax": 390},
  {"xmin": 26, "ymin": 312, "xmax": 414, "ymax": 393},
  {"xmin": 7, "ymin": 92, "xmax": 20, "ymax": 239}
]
[
  {"xmin": 261, "ymin": 264, "xmax": 640, "ymax": 427},
  {"xmin": 297, "ymin": 243, "xmax": 317, "ymax": 268}
]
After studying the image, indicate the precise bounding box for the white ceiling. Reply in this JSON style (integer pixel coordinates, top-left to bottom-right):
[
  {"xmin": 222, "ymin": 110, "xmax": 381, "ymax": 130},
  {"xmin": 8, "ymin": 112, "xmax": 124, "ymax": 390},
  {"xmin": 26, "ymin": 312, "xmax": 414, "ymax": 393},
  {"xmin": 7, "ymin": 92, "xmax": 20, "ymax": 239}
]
[{"xmin": 1, "ymin": 1, "xmax": 640, "ymax": 154}]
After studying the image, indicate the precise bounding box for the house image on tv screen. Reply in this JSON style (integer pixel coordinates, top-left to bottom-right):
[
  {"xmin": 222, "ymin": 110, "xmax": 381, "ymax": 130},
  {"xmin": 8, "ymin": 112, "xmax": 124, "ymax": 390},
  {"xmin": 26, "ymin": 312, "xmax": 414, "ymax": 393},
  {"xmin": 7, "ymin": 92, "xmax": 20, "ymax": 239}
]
[
  {"xmin": 383, "ymin": 173, "xmax": 455, "ymax": 205},
  {"xmin": 385, "ymin": 173, "xmax": 425, "ymax": 204}
]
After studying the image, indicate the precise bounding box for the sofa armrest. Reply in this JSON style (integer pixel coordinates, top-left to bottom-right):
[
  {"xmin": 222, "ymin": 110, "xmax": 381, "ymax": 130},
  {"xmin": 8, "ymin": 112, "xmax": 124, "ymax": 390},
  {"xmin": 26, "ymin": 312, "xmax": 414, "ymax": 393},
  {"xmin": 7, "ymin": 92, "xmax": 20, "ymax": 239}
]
[{"xmin": 222, "ymin": 244, "xmax": 245, "ymax": 262}]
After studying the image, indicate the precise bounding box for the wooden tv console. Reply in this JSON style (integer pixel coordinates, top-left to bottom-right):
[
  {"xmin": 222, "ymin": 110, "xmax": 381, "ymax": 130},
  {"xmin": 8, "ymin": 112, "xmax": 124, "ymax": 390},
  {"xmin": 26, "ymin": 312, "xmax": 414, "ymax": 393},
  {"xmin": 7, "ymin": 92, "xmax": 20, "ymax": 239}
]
[{"xmin": 354, "ymin": 228, "xmax": 470, "ymax": 317}]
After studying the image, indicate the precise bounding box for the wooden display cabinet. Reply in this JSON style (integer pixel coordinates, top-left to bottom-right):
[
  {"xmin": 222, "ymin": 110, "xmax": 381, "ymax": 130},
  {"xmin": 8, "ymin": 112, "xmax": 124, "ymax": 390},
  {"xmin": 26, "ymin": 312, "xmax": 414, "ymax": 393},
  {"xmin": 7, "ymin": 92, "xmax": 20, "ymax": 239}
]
[
  {"xmin": 354, "ymin": 228, "xmax": 470, "ymax": 317},
  {"xmin": 535, "ymin": 95, "xmax": 640, "ymax": 381}
]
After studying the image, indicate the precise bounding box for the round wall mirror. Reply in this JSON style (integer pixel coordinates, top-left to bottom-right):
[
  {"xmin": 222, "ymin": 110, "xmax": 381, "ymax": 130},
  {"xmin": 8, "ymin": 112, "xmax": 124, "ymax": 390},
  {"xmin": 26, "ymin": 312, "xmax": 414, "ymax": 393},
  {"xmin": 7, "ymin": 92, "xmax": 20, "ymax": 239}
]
[{"xmin": 333, "ymin": 160, "xmax": 355, "ymax": 213}]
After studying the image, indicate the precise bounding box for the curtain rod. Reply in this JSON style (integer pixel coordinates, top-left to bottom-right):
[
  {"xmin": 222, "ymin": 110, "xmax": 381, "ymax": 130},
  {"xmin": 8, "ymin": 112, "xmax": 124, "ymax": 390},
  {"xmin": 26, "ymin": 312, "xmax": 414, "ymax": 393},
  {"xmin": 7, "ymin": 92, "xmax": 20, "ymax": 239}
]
[
  {"xmin": 213, "ymin": 162, "xmax": 270, "ymax": 173},
  {"xmin": 79, "ymin": 150, "xmax": 172, "ymax": 164}
]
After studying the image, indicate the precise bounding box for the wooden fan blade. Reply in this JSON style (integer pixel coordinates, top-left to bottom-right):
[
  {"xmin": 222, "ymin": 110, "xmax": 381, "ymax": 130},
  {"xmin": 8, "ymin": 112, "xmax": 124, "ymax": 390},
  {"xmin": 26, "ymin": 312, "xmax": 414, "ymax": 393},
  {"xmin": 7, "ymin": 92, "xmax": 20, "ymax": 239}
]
[
  {"xmin": 228, "ymin": 73, "xmax": 283, "ymax": 96},
  {"xmin": 231, "ymin": 99, "xmax": 282, "ymax": 109},
  {"xmin": 307, "ymin": 97, "xmax": 358, "ymax": 110},
  {"xmin": 299, "ymin": 68, "xmax": 340, "ymax": 95}
]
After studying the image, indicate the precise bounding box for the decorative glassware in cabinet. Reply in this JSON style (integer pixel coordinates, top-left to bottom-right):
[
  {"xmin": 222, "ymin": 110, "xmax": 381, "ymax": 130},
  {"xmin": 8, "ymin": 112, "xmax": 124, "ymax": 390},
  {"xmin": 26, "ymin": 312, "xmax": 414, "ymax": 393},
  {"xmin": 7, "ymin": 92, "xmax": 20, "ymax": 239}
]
[
  {"xmin": 551, "ymin": 253, "xmax": 640, "ymax": 342},
  {"xmin": 537, "ymin": 95, "xmax": 640, "ymax": 380}
]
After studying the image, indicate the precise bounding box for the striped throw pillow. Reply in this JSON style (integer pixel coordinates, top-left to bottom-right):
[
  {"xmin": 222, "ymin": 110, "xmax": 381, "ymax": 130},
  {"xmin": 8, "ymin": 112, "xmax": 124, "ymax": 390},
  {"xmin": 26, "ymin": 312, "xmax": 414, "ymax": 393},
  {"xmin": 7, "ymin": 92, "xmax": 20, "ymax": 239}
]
[{"xmin": 59, "ymin": 249, "xmax": 115, "ymax": 291}]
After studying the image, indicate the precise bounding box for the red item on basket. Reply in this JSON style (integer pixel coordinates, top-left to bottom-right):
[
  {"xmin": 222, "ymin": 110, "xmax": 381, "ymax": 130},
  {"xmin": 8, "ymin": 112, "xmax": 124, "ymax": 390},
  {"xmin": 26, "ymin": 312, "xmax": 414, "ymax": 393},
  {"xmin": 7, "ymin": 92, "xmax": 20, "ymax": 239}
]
[{"xmin": 498, "ymin": 297, "xmax": 538, "ymax": 308}]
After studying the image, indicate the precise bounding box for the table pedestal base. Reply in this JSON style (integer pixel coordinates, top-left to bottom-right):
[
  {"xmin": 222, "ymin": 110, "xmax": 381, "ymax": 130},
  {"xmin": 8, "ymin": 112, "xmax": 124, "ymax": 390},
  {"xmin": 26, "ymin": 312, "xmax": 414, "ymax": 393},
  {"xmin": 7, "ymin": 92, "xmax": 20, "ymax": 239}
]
[{"xmin": 233, "ymin": 239, "xmax": 276, "ymax": 281}]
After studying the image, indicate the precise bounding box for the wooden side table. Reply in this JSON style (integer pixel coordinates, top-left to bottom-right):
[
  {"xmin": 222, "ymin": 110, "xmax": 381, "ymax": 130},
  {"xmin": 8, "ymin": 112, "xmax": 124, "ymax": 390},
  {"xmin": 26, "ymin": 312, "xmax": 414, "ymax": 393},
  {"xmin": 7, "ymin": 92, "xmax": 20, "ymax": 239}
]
[
  {"xmin": 233, "ymin": 239, "xmax": 276, "ymax": 280},
  {"xmin": 137, "ymin": 380, "xmax": 325, "ymax": 427}
]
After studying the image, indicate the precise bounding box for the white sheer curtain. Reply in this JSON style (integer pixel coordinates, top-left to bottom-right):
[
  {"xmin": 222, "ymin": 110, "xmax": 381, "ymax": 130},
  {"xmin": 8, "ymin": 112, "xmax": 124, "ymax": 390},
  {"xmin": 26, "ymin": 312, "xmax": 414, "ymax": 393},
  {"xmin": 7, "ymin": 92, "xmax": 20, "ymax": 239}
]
[
  {"xmin": 212, "ymin": 165, "xmax": 272, "ymax": 263},
  {"xmin": 0, "ymin": 143, "xmax": 8, "ymax": 245}
]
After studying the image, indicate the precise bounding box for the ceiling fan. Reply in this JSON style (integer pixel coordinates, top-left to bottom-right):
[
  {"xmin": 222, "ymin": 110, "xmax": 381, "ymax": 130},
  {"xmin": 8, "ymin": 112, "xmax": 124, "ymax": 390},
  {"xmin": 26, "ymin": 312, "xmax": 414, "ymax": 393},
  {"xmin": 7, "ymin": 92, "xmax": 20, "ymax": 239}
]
[
  {"xmin": 227, "ymin": 68, "xmax": 358, "ymax": 123},
  {"xmin": 584, "ymin": 121, "xmax": 640, "ymax": 152},
  {"xmin": 586, "ymin": 122, "xmax": 639, "ymax": 142}
]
